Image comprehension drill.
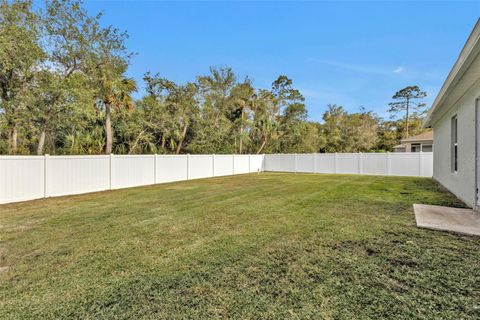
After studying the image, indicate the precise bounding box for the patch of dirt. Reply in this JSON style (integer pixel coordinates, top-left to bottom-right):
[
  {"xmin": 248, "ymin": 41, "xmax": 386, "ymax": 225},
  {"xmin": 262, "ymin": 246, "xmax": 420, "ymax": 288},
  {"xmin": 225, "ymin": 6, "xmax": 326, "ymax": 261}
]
[
  {"xmin": 329, "ymin": 239, "xmax": 375, "ymax": 256},
  {"xmin": 165, "ymin": 185, "xmax": 197, "ymax": 190},
  {"xmin": 9, "ymin": 220, "xmax": 40, "ymax": 232}
]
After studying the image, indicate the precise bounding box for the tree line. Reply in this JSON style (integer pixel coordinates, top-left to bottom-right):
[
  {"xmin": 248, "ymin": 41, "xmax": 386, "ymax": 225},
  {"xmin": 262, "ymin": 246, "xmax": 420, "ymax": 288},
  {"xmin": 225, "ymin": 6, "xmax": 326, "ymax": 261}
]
[{"xmin": 0, "ymin": 0, "xmax": 429, "ymax": 156}]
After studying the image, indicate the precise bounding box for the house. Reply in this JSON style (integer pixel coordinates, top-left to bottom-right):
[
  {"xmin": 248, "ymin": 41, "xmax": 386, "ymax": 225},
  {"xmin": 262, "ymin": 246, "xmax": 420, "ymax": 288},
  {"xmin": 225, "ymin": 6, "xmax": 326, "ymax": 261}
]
[
  {"xmin": 393, "ymin": 130, "xmax": 433, "ymax": 152},
  {"xmin": 425, "ymin": 19, "xmax": 480, "ymax": 209}
]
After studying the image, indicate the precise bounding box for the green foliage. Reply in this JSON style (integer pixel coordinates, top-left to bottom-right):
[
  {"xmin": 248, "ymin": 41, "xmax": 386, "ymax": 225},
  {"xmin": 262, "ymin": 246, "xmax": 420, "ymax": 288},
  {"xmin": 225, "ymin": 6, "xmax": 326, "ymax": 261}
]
[
  {"xmin": 0, "ymin": 0, "xmax": 44, "ymax": 154},
  {"xmin": 0, "ymin": 1, "xmax": 428, "ymax": 155},
  {"xmin": 375, "ymin": 113, "xmax": 428, "ymax": 151},
  {"xmin": 388, "ymin": 85, "xmax": 427, "ymax": 139},
  {"xmin": 389, "ymin": 86, "xmax": 427, "ymax": 114},
  {"xmin": 320, "ymin": 105, "xmax": 379, "ymax": 152},
  {"xmin": 140, "ymin": 72, "xmax": 198, "ymax": 154}
]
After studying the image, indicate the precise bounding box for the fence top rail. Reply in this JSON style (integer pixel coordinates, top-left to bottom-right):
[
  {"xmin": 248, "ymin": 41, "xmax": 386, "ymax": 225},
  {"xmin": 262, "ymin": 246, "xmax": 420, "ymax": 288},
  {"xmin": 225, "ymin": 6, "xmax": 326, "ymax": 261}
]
[
  {"xmin": 265, "ymin": 152, "xmax": 432, "ymax": 155},
  {"xmin": 0, "ymin": 152, "xmax": 432, "ymax": 160},
  {"xmin": 213, "ymin": 154, "xmax": 233, "ymax": 158},
  {"xmin": 0, "ymin": 155, "xmax": 46, "ymax": 160},
  {"xmin": 156, "ymin": 154, "xmax": 188, "ymax": 158},
  {"xmin": 189, "ymin": 154, "xmax": 214, "ymax": 158},
  {"xmin": 49, "ymin": 155, "xmax": 110, "ymax": 159},
  {"xmin": 390, "ymin": 152, "xmax": 431, "ymax": 155},
  {"xmin": 112, "ymin": 154, "xmax": 156, "ymax": 158},
  {"xmin": 0, "ymin": 154, "xmax": 252, "ymax": 159}
]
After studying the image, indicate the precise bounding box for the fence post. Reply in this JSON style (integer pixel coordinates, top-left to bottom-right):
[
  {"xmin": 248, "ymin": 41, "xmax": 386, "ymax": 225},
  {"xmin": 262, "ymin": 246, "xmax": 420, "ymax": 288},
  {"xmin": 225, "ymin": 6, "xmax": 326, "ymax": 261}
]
[
  {"xmin": 358, "ymin": 152, "xmax": 362, "ymax": 175},
  {"xmin": 109, "ymin": 153, "xmax": 113, "ymax": 189},
  {"xmin": 334, "ymin": 152, "xmax": 338, "ymax": 174},
  {"xmin": 186, "ymin": 154, "xmax": 190, "ymax": 180},
  {"xmin": 248, "ymin": 154, "xmax": 251, "ymax": 173},
  {"xmin": 294, "ymin": 153, "xmax": 297, "ymax": 173},
  {"xmin": 154, "ymin": 154, "xmax": 157, "ymax": 184},
  {"xmin": 262, "ymin": 154, "xmax": 265, "ymax": 173},
  {"xmin": 386, "ymin": 152, "xmax": 391, "ymax": 176},
  {"xmin": 44, "ymin": 154, "xmax": 49, "ymax": 198},
  {"xmin": 232, "ymin": 154, "xmax": 235, "ymax": 175},
  {"xmin": 419, "ymin": 151, "xmax": 423, "ymax": 177},
  {"xmin": 313, "ymin": 153, "xmax": 317, "ymax": 174},
  {"xmin": 212, "ymin": 154, "xmax": 215, "ymax": 177}
]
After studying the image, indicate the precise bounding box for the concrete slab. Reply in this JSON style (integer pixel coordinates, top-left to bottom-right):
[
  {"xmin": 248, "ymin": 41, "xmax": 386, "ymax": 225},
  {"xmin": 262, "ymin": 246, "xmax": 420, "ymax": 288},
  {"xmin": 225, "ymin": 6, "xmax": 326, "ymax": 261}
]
[{"xmin": 414, "ymin": 204, "xmax": 480, "ymax": 236}]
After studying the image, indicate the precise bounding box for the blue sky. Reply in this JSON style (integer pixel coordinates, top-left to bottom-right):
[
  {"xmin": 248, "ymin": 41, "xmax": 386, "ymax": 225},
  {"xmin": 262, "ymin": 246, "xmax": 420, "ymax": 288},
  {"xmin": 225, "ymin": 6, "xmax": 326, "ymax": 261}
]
[{"xmin": 81, "ymin": 1, "xmax": 479, "ymax": 121}]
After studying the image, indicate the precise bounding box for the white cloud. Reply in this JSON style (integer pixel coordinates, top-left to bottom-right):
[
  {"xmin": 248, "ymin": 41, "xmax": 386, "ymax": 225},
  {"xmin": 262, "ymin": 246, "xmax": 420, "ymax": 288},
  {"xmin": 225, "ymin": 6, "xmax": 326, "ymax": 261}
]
[
  {"xmin": 309, "ymin": 58, "xmax": 405, "ymax": 76},
  {"xmin": 393, "ymin": 66, "xmax": 405, "ymax": 73}
]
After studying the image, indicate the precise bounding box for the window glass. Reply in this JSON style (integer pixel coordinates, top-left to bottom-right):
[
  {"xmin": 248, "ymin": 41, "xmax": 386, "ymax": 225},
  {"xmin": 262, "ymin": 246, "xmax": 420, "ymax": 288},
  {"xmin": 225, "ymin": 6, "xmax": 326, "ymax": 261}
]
[
  {"xmin": 452, "ymin": 116, "xmax": 458, "ymax": 172},
  {"xmin": 422, "ymin": 145, "xmax": 433, "ymax": 152},
  {"xmin": 411, "ymin": 144, "xmax": 420, "ymax": 152}
]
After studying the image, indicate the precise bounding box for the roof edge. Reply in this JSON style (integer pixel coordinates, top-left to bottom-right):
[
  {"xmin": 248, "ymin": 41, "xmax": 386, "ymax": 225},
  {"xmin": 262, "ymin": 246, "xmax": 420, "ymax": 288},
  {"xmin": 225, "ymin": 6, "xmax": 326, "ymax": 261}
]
[{"xmin": 400, "ymin": 138, "xmax": 434, "ymax": 143}]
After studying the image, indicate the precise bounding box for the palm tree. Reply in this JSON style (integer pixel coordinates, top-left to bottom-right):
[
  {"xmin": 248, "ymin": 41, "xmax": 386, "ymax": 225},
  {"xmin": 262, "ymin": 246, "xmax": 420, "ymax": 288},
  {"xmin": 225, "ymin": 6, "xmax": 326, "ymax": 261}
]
[
  {"xmin": 251, "ymin": 90, "xmax": 278, "ymax": 154},
  {"xmin": 231, "ymin": 81, "xmax": 255, "ymax": 154},
  {"xmin": 100, "ymin": 76, "xmax": 137, "ymax": 154}
]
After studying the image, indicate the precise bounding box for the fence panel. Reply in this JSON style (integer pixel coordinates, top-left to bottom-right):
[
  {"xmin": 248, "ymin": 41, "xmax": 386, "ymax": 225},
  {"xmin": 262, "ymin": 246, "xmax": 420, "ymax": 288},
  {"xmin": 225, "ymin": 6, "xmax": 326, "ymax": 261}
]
[
  {"xmin": 263, "ymin": 154, "xmax": 278, "ymax": 171},
  {"xmin": 112, "ymin": 155, "xmax": 155, "ymax": 189},
  {"xmin": 421, "ymin": 152, "xmax": 433, "ymax": 177},
  {"xmin": 156, "ymin": 155, "xmax": 188, "ymax": 183},
  {"xmin": 361, "ymin": 153, "xmax": 388, "ymax": 175},
  {"xmin": 47, "ymin": 155, "xmax": 109, "ymax": 197},
  {"xmin": 264, "ymin": 152, "xmax": 433, "ymax": 177},
  {"xmin": 189, "ymin": 155, "xmax": 213, "ymax": 180},
  {"xmin": 233, "ymin": 155, "xmax": 250, "ymax": 174},
  {"xmin": 249, "ymin": 155, "xmax": 264, "ymax": 173},
  {"xmin": 297, "ymin": 154, "xmax": 315, "ymax": 173},
  {"xmin": 0, "ymin": 153, "xmax": 263, "ymax": 204},
  {"xmin": 273, "ymin": 154, "xmax": 296, "ymax": 172},
  {"xmin": 1, "ymin": 152, "xmax": 434, "ymax": 205},
  {"xmin": 336, "ymin": 153, "xmax": 359, "ymax": 174},
  {"xmin": 389, "ymin": 153, "xmax": 419, "ymax": 177},
  {"xmin": 0, "ymin": 156, "xmax": 45, "ymax": 203},
  {"xmin": 314, "ymin": 154, "xmax": 336, "ymax": 173},
  {"xmin": 214, "ymin": 155, "xmax": 234, "ymax": 177}
]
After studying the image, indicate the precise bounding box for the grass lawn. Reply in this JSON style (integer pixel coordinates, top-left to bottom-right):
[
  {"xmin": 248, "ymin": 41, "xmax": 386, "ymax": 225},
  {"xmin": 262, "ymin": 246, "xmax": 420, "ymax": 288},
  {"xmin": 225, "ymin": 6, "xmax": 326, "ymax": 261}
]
[{"xmin": 0, "ymin": 173, "xmax": 478, "ymax": 319}]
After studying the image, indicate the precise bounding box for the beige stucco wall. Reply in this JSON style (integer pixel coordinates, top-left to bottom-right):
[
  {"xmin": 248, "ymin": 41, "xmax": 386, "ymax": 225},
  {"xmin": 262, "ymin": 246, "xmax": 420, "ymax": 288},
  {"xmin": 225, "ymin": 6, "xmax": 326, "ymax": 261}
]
[{"xmin": 432, "ymin": 80, "xmax": 480, "ymax": 208}]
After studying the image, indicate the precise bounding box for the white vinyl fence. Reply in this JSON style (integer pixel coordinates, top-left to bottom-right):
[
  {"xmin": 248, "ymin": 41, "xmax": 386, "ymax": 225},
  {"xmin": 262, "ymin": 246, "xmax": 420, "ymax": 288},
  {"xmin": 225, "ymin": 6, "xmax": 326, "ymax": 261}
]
[
  {"xmin": 264, "ymin": 152, "xmax": 433, "ymax": 177},
  {"xmin": 0, "ymin": 152, "xmax": 433, "ymax": 205},
  {"xmin": 0, "ymin": 154, "xmax": 264, "ymax": 204}
]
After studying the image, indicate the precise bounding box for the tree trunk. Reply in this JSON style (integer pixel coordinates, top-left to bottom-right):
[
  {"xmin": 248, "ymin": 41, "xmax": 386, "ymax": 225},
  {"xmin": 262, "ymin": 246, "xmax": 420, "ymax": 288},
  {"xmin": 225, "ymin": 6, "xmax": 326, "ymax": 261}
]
[
  {"xmin": 239, "ymin": 109, "xmax": 244, "ymax": 154},
  {"xmin": 176, "ymin": 124, "xmax": 189, "ymax": 154},
  {"xmin": 105, "ymin": 104, "xmax": 113, "ymax": 154},
  {"xmin": 405, "ymin": 98, "xmax": 410, "ymax": 139},
  {"xmin": 37, "ymin": 130, "xmax": 46, "ymax": 155},
  {"xmin": 239, "ymin": 132, "xmax": 243, "ymax": 154},
  {"xmin": 10, "ymin": 125, "xmax": 18, "ymax": 155},
  {"xmin": 129, "ymin": 130, "xmax": 146, "ymax": 154},
  {"xmin": 256, "ymin": 136, "xmax": 268, "ymax": 154},
  {"xmin": 7, "ymin": 128, "xmax": 12, "ymax": 154},
  {"xmin": 161, "ymin": 136, "xmax": 166, "ymax": 150}
]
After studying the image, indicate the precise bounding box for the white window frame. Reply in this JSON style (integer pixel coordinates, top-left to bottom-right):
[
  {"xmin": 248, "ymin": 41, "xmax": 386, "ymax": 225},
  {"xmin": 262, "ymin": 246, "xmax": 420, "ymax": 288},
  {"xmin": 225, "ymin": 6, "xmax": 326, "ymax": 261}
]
[{"xmin": 452, "ymin": 115, "xmax": 458, "ymax": 173}]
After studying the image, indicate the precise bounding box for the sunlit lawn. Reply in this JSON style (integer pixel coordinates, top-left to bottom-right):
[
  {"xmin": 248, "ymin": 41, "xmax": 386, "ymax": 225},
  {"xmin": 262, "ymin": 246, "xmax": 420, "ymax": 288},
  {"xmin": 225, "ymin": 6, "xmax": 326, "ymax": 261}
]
[{"xmin": 0, "ymin": 173, "xmax": 478, "ymax": 319}]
